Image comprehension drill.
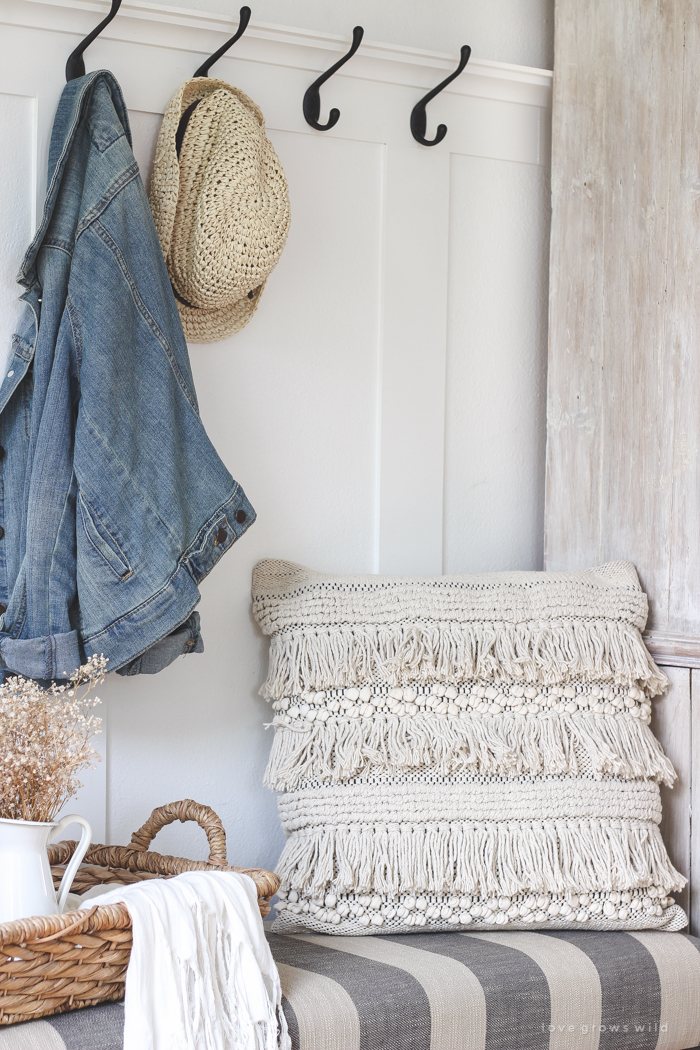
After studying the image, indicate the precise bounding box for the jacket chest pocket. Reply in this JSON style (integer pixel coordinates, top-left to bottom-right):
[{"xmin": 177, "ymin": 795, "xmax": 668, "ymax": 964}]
[{"xmin": 78, "ymin": 492, "xmax": 133, "ymax": 581}]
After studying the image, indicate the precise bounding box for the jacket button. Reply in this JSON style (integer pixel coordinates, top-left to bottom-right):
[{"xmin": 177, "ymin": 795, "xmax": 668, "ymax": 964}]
[
  {"xmin": 215, "ymin": 528, "xmax": 227, "ymax": 546},
  {"xmin": 0, "ymin": 527, "xmax": 5, "ymax": 540},
  {"xmin": 235, "ymin": 509, "xmax": 247, "ymax": 524},
  {"xmin": 0, "ymin": 603, "xmax": 6, "ymax": 615}
]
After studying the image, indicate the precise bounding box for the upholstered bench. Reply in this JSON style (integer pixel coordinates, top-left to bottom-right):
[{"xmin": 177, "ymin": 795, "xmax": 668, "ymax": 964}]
[{"xmin": 2, "ymin": 930, "xmax": 700, "ymax": 1049}]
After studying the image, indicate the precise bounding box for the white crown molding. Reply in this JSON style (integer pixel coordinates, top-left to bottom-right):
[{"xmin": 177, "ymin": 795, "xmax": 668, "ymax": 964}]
[{"xmin": 4, "ymin": 0, "xmax": 552, "ymax": 108}]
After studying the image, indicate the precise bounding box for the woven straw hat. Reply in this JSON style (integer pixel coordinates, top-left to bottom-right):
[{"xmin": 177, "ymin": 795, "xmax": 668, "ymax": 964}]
[{"xmin": 149, "ymin": 78, "xmax": 290, "ymax": 343}]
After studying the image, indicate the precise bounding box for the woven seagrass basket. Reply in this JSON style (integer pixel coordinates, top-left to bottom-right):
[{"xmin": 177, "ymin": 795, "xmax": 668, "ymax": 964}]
[{"xmin": 0, "ymin": 799, "xmax": 279, "ymax": 1025}]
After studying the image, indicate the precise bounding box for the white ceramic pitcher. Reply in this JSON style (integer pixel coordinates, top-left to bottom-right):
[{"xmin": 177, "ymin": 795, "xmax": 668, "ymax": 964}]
[{"xmin": 0, "ymin": 814, "xmax": 92, "ymax": 925}]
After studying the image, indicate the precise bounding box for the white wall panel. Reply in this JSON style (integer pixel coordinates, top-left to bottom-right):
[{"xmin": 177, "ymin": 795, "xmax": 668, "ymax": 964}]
[
  {"xmin": 128, "ymin": 109, "xmax": 163, "ymax": 187},
  {"xmin": 106, "ymin": 125, "xmax": 385, "ymax": 860},
  {"xmin": 378, "ymin": 144, "xmax": 449, "ymax": 575},
  {"xmin": 0, "ymin": 1, "xmax": 551, "ymax": 868},
  {"xmin": 443, "ymin": 154, "xmax": 550, "ymax": 573},
  {"xmin": 0, "ymin": 93, "xmax": 35, "ymax": 379}
]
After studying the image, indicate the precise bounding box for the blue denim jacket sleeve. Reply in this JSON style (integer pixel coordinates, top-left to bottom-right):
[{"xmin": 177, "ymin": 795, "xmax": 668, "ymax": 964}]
[{"xmin": 0, "ymin": 71, "xmax": 255, "ymax": 680}]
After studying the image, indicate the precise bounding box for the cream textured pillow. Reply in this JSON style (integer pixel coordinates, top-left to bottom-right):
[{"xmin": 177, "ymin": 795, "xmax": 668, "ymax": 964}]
[{"xmin": 253, "ymin": 560, "xmax": 687, "ymax": 935}]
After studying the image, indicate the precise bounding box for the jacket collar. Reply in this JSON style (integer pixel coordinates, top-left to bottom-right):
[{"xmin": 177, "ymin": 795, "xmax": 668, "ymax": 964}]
[{"xmin": 17, "ymin": 70, "xmax": 132, "ymax": 290}]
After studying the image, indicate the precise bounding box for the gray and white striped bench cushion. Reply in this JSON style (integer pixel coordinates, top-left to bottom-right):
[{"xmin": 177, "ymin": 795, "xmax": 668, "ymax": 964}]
[{"xmin": 1, "ymin": 931, "xmax": 699, "ymax": 1050}]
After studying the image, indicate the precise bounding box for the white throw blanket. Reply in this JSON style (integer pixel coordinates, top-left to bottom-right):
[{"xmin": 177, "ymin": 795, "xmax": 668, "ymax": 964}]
[{"xmin": 78, "ymin": 871, "xmax": 289, "ymax": 1050}]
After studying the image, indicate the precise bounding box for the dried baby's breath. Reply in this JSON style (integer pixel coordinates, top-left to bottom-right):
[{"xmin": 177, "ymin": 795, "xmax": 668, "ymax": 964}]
[{"xmin": 0, "ymin": 655, "xmax": 107, "ymax": 823}]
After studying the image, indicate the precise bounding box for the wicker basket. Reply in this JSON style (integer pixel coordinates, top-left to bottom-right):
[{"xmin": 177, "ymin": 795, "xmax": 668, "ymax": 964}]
[{"xmin": 0, "ymin": 799, "xmax": 279, "ymax": 1025}]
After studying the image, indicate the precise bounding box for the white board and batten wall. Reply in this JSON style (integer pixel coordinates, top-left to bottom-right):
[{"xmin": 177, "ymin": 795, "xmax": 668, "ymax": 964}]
[{"xmin": 0, "ymin": 1, "xmax": 553, "ymax": 874}]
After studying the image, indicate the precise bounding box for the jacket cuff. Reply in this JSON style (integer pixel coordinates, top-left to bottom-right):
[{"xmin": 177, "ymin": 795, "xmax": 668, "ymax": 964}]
[
  {"xmin": 0, "ymin": 630, "xmax": 84, "ymax": 681},
  {"xmin": 185, "ymin": 486, "xmax": 256, "ymax": 585},
  {"xmin": 116, "ymin": 611, "xmax": 203, "ymax": 676}
]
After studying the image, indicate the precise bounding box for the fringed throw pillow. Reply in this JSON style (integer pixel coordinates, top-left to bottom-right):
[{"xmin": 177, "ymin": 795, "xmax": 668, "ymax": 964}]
[{"xmin": 253, "ymin": 559, "xmax": 687, "ymax": 935}]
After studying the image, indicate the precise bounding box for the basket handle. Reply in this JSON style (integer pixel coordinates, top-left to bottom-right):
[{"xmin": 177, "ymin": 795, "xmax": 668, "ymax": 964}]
[{"xmin": 129, "ymin": 799, "xmax": 228, "ymax": 866}]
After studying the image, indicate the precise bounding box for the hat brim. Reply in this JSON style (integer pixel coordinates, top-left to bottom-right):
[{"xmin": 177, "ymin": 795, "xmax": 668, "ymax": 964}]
[{"xmin": 177, "ymin": 282, "xmax": 265, "ymax": 343}]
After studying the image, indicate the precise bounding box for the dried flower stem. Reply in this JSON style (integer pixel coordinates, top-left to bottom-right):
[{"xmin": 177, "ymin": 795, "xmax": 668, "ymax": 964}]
[{"xmin": 0, "ymin": 655, "xmax": 107, "ymax": 823}]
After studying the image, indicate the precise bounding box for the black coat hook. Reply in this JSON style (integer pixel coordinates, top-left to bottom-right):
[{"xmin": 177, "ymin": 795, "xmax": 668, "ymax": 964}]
[
  {"xmin": 410, "ymin": 44, "xmax": 471, "ymax": 146},
  {"xmin": 194, "ymin": 6, "xmax": 251, "ymax": 77},
  {"xmin": 303, "ymin": 26, "xmax": 364, "ymax": 130},
  {"xmin": 66, "ymin": 0, "xmax": 122, "ymax": 81}
]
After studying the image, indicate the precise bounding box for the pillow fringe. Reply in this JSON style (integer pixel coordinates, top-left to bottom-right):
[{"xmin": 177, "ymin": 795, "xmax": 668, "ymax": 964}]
[
  {"xmin": 263, "ymin": 713, "xmax": 677, "ymax": 791},
  {"xmin": 262, "ymin": 620, "xmax": 668, "ymax": 700},
  {"xmin": 276, "ymin": 818, "xmax": 687, "ymax": 898}
]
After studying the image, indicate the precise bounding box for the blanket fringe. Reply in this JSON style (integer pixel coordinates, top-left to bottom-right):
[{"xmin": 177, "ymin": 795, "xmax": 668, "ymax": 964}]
[
  {"xmin": 276, "ymin": 818, "xmax": 687, "ymax": 898},
  {"xmin": 262, "ymin": 621, "xmax": 668, "ymax": 700},
  {"xmin": 264, "ymin": 713, "xmax": 676, "ymax": 791}
]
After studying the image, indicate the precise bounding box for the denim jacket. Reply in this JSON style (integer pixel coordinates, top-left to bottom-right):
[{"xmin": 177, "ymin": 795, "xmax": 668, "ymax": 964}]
[{"xmin": 0, "ymin": 71, "xmax": 254, "ymax": 680}]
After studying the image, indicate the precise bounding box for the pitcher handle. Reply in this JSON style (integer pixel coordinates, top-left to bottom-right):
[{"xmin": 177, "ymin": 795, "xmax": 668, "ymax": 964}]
[{"xmin": 51, "ymin": 814, "xmax": 93, "ymax": 914}]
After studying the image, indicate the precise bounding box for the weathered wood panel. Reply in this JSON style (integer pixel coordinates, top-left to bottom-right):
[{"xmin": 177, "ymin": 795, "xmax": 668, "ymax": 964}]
[
  {"xmin": 666, "ymin": 8, "xmax": 700, "ymax": 638},
  {"xmin": 544, "ymin": 1, "xmax": 607, "ymax": 570},
  {"xmin": 546, "ymin": 0, "xmax": 700, "ymax": 643},
  {"xmin": 546, "ymin": 0, "xmax": 700, "ymax": 935},
  {"xmin": 653, "ymin": 666, "xmax": 691, "ymax": 926}
]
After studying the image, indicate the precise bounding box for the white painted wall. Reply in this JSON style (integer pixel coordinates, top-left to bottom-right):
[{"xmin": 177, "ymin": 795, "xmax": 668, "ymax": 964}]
[
  {"xmin": 0, "ymin": 93, "xmax": 35, "ymax": 380},
  {"xmin": 443, "ymin": 154, "xmax": 550, "ymax": 574},
  {"xmin": 0, "ymin": 0, "xmax": 551, "ymax": 872}
]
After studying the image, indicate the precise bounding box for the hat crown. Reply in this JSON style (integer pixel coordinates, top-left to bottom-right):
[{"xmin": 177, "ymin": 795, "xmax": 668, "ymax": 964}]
[{"xmin": 150, "ymin": 78, "xmax": 291, "ymax": 342}]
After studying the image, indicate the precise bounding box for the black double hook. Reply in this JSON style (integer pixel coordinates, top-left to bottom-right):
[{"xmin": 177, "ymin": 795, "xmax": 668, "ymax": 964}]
[
  {"xmin": 410, "ymin": 44, "xmax": 471, "ymax": 146},
  {"xmin": 66, "ymin": 0, "xmax": 122, "ymax": 80},
  {"xmin": 303, "ymin": 26, "xmax": 364, "ymax": 131},
  {"xmin": 66, "ymin": 3, "xmax": 251, "ymax": 83},
  {"xmin": 194, "ymin": 6, "xmax": 251, "ymax": 77}
]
